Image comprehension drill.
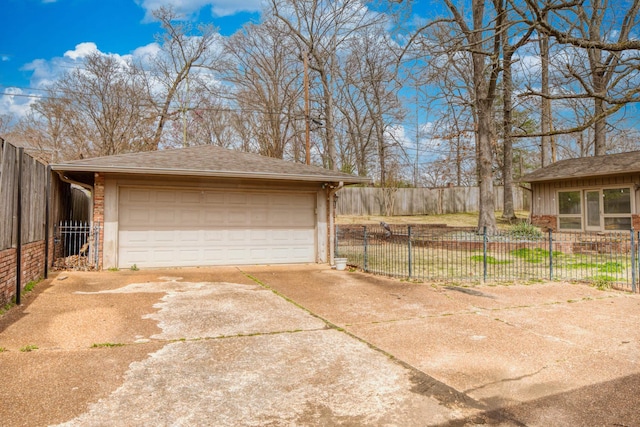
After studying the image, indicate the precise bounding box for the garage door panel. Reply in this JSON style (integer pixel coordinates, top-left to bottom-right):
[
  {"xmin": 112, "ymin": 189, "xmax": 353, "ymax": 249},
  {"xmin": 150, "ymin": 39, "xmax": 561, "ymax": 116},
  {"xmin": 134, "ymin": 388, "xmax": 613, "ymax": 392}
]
[
  {"xmin": 203, "ymin": 230, "xmax": 224, "ymax": 242},
  {"xmin": 156, "ymin": 190, "xmax": 177, "ymax": 203},
  {"xmin": 156, "ymin": 210, "xmax": 176, "ymax": 224},
  {"xmin": 180, "ymin": 191, "xmax": 200, "ymax": 204},
  {"xmin": 226, "ymin": 193, "xmax": 249, "ymax": 205},
  {"xmin": 179, "ymin": 209, "xmax": 200, "ymax": 223},
  {"xmin": 118, "ymin": 188, "xmax": 316, "ymax": 268}
]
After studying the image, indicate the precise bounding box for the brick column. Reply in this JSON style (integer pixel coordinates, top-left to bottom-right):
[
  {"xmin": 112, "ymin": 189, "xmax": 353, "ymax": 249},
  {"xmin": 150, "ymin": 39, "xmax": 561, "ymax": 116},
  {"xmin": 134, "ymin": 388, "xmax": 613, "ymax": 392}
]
[{"xmin": 93, "ymin": 172, "xmax": 105, "ymax": 270}]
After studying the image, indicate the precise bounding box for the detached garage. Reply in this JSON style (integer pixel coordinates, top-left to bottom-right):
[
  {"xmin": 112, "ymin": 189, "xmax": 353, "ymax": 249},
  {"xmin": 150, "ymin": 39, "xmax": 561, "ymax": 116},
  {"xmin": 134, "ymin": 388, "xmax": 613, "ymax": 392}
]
[{"xmin": 51, "ymin": 145, "xmax": 369, "ymax": 269}]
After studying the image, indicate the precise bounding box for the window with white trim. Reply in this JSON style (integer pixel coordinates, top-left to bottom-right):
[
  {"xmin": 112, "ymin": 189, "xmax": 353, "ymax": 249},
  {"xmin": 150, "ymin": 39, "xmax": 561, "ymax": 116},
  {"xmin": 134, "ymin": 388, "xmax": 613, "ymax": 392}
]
[
  {"xmin": 602, "ymin": 188, "xmax": 632, "ymax": 230},
  {"xmin": 557, "ymin": 187, "xmax": 633, "ymax": 231},
  {"xmin": 558, "ymin": 191, "xmax": 582, "ymax": 230}
]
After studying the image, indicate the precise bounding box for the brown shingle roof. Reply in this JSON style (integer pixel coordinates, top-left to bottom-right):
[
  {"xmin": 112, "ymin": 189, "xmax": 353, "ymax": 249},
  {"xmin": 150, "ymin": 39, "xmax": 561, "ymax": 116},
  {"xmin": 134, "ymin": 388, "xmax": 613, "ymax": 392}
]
[
  {"xmin": 51, "ymin": 145, "xmax": 371, "ymax": 184},
  {"xmin": 521, "ymin": 151, "xmax": 640, "ymax": 183}
]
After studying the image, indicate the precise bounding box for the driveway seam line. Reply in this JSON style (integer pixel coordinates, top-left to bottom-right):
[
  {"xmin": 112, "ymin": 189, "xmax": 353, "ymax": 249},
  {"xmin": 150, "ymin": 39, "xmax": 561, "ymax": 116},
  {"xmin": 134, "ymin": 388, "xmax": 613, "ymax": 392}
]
[{"xmin": 239, "ymin": 268, "xmax": 488, "ymax": 412}]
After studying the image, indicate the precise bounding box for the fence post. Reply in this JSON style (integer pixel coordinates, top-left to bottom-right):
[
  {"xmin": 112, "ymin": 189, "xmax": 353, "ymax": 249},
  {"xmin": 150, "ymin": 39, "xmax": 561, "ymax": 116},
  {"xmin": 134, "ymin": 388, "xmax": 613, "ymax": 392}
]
[
  {"xmin": 483, "ymin": 226, "xmax": 487, "ymax": 282},
  {"xmin": 549, "ymin": 228, "xmax": 553, "ymax": 281},
  {"xmin": 631, "ymin": 229, "xmax": 636, "ymax": 293},
  {"xmin": 15, "ymin": 147, "xmax": 23, "ymax": 306},
  {"xmin": 408, "ymin": 226, "xmax": 412, "ymax": 279},
  {"xmin": 363, "ymin": 226, "xmax": 368, "ymax": 272}
]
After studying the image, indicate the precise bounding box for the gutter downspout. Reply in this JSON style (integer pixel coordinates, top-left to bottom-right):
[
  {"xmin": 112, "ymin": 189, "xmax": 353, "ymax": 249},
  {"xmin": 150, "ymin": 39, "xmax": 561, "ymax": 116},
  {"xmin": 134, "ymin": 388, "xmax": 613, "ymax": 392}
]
[{"xmin": 328, "ymin": 181, "xmax": 344, "ymax": 266}]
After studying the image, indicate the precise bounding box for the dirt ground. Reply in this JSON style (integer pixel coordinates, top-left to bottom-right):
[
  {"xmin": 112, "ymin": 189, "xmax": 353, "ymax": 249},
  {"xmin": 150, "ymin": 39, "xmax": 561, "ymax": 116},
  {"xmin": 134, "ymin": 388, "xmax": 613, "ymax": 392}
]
[{"xmin": 1, "ymin": 265, "xmax": 639, "ymax": 426}]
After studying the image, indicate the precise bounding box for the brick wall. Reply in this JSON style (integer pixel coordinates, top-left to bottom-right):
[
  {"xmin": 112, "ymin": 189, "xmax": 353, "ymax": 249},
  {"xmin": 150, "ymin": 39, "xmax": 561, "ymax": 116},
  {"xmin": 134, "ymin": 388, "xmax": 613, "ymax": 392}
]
[
  {"xmin": 632, "ymin": 215, "xmax": 640, "ymax": 231},
  {"xmin": 0, "ymin": 240, "xmax": 46, "ymax": 306},
  {"xmin": 531, "ymin": 214, "xmax": 557, "ymax": 231},
  {"xmin": 93, "ymin": 172, "xmax": 105, "ymax": 270}
]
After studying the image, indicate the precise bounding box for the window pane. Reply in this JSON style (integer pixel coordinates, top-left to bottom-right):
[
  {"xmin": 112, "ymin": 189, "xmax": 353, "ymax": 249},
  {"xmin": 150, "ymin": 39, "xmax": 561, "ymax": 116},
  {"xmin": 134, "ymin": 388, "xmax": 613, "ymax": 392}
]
[
  {"xmin": 558, "ymin": 191, "xmax": 581, "ymax": 215},
  {"xmin": 586, "ymin": 191, "xmax": 600, "ymax": 227},
  {"xmin": 604, "ymin": 217, "xmax": 631, "ymax": 230},
  {"xmin": 559, "ymin": 217, "xmax": 581, "ymax": 230},
  {"xmin": 603, "ymin": 188, "xmax": 631, "ymax": 214}
]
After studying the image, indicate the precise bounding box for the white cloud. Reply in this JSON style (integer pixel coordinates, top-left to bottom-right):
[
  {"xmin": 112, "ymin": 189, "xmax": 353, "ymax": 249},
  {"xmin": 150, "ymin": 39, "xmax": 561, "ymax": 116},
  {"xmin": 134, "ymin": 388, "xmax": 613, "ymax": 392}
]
[
  {"xmin": 135, "ymin": 0, "xmax": 262, "ymax": 20},
  {"xmin": 63, "ymin": 42, "xmax": 99, "ymax": 60},
  {"xmin": 1, "ymin": 42, "xmax": 150, "ymax": 119},
  {"xmin": 0, "ymin": 87, "xmax": 36, "ymax": 119}
]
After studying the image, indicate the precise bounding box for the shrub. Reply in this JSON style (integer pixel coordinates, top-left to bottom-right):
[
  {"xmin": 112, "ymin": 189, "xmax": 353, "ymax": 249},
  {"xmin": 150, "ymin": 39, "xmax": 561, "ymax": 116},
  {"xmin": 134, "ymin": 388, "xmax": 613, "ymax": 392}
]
[{"xmin": 507, "ymin": 222, "xmax": 544, "ymax": 240}]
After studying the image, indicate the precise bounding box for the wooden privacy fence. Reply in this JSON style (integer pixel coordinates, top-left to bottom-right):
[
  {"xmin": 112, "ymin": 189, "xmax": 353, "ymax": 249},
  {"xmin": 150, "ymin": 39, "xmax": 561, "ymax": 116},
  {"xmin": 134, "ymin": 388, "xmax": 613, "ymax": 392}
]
[
  {"xmin": 0, "ymin": 141, "xmax": 47, "ymax": 249},
  {"xmin": 0, "ymin": 139, "xmax": 49, "ymax": 306},
  {"xmin": 336, "ymin": 186, "xmax": 530, "ymax": 216}
]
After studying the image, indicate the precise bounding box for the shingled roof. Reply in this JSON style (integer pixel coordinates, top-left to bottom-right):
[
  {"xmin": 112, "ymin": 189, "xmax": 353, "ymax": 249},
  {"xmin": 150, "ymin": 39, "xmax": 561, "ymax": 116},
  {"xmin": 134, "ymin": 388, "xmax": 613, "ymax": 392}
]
[
  {"xmin": 521, "ymin": 150, "xmax": 640, "ymax": 183},
  {"xmin": 51, "ymin": 145, "xmax": 371, "ymax": 184}
]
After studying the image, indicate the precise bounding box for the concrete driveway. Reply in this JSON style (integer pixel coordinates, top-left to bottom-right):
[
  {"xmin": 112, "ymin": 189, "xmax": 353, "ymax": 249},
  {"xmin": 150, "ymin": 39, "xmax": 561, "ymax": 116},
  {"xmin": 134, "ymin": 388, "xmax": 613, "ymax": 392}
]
[{"xmin": 0, "ymin": 265, "xmax": 639, "ymax": 426}]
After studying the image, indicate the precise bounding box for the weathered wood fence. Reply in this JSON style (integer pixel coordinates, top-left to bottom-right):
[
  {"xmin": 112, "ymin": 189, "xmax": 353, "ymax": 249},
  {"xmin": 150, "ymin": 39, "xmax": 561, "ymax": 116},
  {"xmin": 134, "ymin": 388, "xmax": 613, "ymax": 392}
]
[
  {"xmin": 336, "ymin": 186, "xmax": 530, "ymax": 216},
  {"xmin": 0, "ymin": 139, "xmax": 74, "ymax": 306}
]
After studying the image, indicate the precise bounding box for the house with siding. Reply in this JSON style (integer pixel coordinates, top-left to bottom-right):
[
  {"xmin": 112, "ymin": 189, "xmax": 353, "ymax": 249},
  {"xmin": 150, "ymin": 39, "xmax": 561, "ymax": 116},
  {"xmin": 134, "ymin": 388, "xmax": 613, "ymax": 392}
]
[{"xmin": 521, "ymin": 151, "xmax": 640, "ymax": 232}]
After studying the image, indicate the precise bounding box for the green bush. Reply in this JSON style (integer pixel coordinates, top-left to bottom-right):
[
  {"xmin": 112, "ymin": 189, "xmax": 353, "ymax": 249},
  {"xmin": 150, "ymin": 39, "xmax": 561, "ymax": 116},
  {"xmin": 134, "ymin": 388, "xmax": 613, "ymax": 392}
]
[{"xmin": 507, "ymin": 222, "xmax": 544, "ymax": 240}]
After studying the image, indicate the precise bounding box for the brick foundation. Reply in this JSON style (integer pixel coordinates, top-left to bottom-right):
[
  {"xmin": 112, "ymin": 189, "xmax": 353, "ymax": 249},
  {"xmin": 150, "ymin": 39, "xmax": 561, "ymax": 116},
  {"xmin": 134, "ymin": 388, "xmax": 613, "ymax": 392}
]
[
  {"xmin": 632, "ymin": 215, "xmax": 640, "ymax": 231},
  {"xmin": 0, "ymin": 240, "xmax": 46, "ymax": 306},
  {"xmin": 531, "ymin": 214, "xmax": 557, "ymax": 231}
]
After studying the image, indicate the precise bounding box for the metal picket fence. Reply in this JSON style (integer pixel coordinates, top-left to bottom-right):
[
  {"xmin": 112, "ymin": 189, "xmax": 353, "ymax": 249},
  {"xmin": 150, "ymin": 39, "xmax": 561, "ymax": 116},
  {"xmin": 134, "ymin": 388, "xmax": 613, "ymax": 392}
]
[
  {"xmin": 53, "ymin": 221, "xmax": 101, "ymax": 270},
  {"xmin": 336, "ymin": 224, "xmax": 639, "ymax": 292}
]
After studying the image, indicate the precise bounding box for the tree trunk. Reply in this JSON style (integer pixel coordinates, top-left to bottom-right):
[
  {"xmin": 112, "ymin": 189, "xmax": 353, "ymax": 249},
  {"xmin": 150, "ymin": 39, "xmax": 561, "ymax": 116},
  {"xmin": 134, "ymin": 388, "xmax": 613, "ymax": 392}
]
[
  {"xmin": 593, "ymin": 95, "xmax": 607, "ymax": 155},
  {"xmin": 539, "ymin": 29, "xmax": 551, "ymax": 166},
  {"xmin": 476, "ymin": 98, "xmax": 497, "ymax": 234},
  {"xmin": 502, "ymin": 47, "xmax": 516, "ymax": 221}
]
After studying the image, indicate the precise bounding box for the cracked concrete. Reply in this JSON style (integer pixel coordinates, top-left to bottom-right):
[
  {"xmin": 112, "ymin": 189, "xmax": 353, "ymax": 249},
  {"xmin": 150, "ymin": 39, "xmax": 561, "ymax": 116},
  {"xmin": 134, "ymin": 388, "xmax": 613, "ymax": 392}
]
[{"xmin": 1, "ymin": 265, "xmax": 640, "ymax": 426}]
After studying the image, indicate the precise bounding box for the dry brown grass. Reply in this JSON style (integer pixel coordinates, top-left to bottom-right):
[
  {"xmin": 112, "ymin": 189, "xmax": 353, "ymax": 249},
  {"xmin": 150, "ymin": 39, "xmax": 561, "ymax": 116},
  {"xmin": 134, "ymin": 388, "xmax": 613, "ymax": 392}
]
[{"xmin": 337, "ymin": 211, "xmax": 530, "ymax": 230}]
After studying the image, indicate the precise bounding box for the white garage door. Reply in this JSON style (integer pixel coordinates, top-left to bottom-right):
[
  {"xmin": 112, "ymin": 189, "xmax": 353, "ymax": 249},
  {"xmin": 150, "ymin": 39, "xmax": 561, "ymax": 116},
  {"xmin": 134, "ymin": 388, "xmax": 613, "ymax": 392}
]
[{"xmin": 118, "ymin": 187, "xmax": 316, "ymax": 268}]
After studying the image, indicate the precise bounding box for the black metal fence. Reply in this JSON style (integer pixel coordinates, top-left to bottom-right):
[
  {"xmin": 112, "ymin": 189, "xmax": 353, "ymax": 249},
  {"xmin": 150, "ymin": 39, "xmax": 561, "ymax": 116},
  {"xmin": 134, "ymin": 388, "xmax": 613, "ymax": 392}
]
[
  {"xmin": 336, "ymin": 224, "xmax": 639, "ymax": 292},
  {"xmin": 54, "ymin": 221, "xmax": 101, "ymax": 270}
]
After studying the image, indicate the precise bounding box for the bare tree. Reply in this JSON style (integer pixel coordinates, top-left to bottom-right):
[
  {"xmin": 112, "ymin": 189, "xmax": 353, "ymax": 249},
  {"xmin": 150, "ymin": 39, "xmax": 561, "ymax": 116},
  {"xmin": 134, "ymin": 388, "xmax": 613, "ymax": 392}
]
[
  {"xmin": 143, "ymin": 6, "xmax": 222, "ymax": 149},
  {"xmin": 440, "ymin": 0, "xmax": 503, "ymax": 233},
  {"xmin": 270, "ymin": 0, "xmax": 386, "ymax": 170},
  {"xmin": 342, "ymin": 27, "xmax": 405, "ymax": 186},
  {"xmin": 513, "ymin": 0, "xmax": 640, "ymax": 155},
  {"xmin": 498, "ymin": 0, "xmax": 534, "ymax": 221},
  {"xmin": 225, "ymin": 19, "xmax": 303, "ymax": 159},
  {"xmin": 42, "ymin": 53, "xmax": 155, "ymax": 157}
]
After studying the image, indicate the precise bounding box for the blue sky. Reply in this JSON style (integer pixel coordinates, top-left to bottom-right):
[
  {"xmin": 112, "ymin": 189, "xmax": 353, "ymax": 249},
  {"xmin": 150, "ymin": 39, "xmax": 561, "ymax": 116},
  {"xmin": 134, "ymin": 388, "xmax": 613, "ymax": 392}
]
[{"xmin": 0, "ymin": 0, "xmax": 262, "ymax": 116}]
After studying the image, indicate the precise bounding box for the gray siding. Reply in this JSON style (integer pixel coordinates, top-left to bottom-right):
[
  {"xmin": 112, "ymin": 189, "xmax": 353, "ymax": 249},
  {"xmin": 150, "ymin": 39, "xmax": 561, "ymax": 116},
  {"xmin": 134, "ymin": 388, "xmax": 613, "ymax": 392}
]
[{"xmin": 531, "ymin": 174, "xmax": 640, "ymax": 216}]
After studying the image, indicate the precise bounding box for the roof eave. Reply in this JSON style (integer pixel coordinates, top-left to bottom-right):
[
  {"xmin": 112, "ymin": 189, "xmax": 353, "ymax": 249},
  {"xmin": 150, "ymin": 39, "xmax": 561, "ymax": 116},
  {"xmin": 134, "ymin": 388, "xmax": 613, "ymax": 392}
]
[
  {"xmin": 522, "ymin": 170, "xmax": 640, "ymax": 184},
  {"xmin": 50, "ymin": 164, "xmax": 372, "ymax": 185}
]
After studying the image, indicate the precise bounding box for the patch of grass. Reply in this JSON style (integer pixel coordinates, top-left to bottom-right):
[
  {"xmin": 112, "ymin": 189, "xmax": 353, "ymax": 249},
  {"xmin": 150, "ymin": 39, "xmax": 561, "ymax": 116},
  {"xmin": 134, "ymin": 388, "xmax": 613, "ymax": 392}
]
[
  {"xmin": 566, "ymin": 261, "xmax": 624, "ymax": 274},
  {"xmin": 107, "ymin": 267, "xmax": 120, "ymax": 272},
  {"xmin": 511, "ymin": 248, "xmax": 560, "ymax": 263},
  {"xmin": 20, "ymin": 344, "xmax": 38, "ymax": 352},
  {"xmin": 0, "ymin": 278, "xmax": 43, "ymax": 318},
  {"xmin": 130, "ymin": 264, "xmax": 139, "ymax": 271},
  {"xmin": 470, "ymin": 255, "xmax": 511, "ymax": 265},
  {"xmin": 598, "ymin": 261, "xmax": 624, "ymax": 273},
  {"xmin": 0, "ymin": 347, "xmax": 7, "ymax": 353},
  {"xmin": 91, "ymin": 342, "xmax": 126, "ymax": 348},
  {"xmin": 591, "ymin": 276, "xmax": 613, "ymax": 290},
  {"xmin": 24, "ymin": 280, "xmax": 38, "ymax": 293},
  {"xmin": 0, "ymin": 302, "xmax": 15, "ymax": 316}
]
